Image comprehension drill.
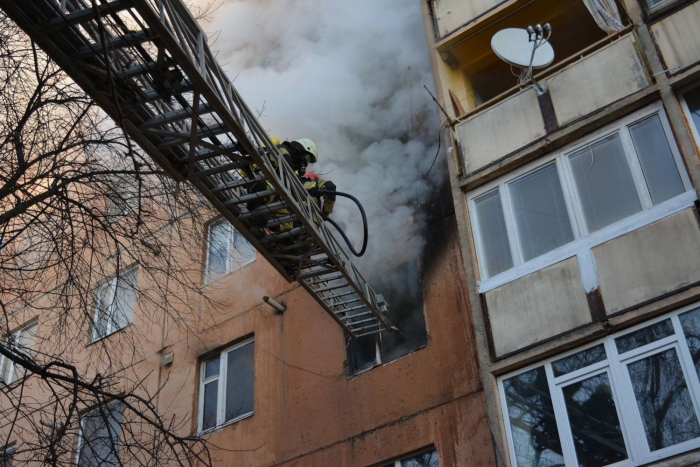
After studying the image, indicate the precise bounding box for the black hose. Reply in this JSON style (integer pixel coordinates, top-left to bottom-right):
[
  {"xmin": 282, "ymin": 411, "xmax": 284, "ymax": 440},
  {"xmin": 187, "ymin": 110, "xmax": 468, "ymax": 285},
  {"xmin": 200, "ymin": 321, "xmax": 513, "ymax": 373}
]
[{"xmin": 317, "ymin": 190, "xmax": 368, "ymax": 257}]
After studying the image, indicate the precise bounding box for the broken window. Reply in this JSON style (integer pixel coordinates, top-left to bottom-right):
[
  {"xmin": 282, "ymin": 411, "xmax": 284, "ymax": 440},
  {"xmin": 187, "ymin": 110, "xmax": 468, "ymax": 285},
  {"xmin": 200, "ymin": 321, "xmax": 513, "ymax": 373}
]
[
  {"xmin": 471, "ymin": 105, "xmax": 690, "ymax": 281},
  {"xmin": 0, "ymin": 321, "xmax": 38, "ymax": 385},
  {"xmin": 76, "ymin": 402, "xmax": 124, "ymax": 467},
  {"xmin": 204, "ymin": 219, "xmax": 255, "ymax": 284},
  {"xmin": 198, "ymin": 338, "xmax": 254, "ymax": 433},
  {"xmin": 348, "ymin": 260, "xmax": 428, "ymax": 373},
  {"xmin": 500, "ymin": 305, "xmax": 700, "ymax": 466},
  {"xmin": 92, "ymin": 266, "xmax": 138, "ymax": 342}
]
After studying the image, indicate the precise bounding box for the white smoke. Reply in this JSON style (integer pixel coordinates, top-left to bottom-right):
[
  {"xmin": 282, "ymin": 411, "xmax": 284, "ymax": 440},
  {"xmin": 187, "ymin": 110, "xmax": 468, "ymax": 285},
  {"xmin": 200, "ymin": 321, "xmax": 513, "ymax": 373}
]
[{"xmin": 201, "ymin": 0, "xmax": 443, "ymax": 277}]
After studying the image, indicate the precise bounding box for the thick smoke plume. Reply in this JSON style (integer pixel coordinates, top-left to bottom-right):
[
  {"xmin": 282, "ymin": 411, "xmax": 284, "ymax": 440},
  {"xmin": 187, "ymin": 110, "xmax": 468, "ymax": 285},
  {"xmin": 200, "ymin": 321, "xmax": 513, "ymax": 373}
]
[{"xmin": 202, "ymin": 0, "xmax": 443, "ymax": 277}]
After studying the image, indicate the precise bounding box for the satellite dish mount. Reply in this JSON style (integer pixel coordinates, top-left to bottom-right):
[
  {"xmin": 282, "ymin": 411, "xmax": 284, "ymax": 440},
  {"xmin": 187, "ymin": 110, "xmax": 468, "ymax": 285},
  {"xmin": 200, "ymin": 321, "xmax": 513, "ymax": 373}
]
[{"xmin": 491, "ymin": 24, "xmax": 553, "ymax": 95}]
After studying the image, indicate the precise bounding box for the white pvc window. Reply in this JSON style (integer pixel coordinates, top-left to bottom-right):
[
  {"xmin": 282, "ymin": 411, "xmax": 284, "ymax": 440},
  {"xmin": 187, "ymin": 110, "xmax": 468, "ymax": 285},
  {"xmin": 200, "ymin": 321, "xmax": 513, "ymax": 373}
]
[
  {"xmin": 92, "ymin": 266, "xmax": 138, "ymax": 342},
  {"xmin": 380, "ymin": 450, "xmax": 439, "ymax": 466},
  {"xmin": 470, "ymin": 104, "xmax": 692, "ymax": 287},
  {"xmin": 76, "ymin": 402, "xmax": 124, "ymax": 467},
  {"xmin": 198, "ymin": 338, "xmax": 254, "ymax": 433},
  {"xmin": 204, "ymin": 220, "xmax": 255, "ymax": 284},
  {"xmin": 0, "ymin": 322, "xmax": 38, "ymax": 385},
  {"xmin": 499, "ymin": 304, "xmax": 700, "ymax": 467}
]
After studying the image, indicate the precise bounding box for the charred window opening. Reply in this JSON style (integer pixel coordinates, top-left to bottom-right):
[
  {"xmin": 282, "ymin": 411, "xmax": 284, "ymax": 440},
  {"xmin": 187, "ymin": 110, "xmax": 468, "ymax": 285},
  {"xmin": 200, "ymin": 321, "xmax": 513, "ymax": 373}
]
[{"xmin": 348, "ymin": 260, "xmax": 428, "ymax": 374}]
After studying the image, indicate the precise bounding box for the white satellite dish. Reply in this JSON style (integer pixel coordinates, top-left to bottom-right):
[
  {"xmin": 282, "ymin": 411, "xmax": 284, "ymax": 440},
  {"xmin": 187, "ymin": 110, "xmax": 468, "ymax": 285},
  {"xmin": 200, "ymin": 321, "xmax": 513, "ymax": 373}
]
[{"xmin": 491, "ymin": 28, "xmax": 554, "ymax": 69}]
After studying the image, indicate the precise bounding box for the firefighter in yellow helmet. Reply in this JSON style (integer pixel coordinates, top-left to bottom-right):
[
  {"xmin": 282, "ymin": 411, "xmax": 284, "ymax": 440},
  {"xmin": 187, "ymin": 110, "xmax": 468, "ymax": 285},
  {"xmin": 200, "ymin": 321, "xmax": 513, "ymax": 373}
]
[{"xmin": 301, "ymin": 172, "xmax": 336, "ymax": 220}]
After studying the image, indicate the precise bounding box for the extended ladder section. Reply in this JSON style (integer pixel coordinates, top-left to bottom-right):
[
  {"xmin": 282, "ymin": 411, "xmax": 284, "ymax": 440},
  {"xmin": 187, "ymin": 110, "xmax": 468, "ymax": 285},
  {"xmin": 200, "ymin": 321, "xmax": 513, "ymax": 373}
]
[{"xmin": 1, "ymin": 0, "xmax": 392, "ymax": 338}]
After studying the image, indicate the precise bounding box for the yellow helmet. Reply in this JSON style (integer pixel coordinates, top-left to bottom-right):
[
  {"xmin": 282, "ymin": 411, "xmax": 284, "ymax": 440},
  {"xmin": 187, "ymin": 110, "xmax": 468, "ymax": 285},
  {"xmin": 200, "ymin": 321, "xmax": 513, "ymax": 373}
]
[
  {"xmin": 266, "ymin": 135, "xmax": 281, "ymax": 146},
  {"xmin": 296, "ymin": 138, "xmax": 318, "ymax": 163}
]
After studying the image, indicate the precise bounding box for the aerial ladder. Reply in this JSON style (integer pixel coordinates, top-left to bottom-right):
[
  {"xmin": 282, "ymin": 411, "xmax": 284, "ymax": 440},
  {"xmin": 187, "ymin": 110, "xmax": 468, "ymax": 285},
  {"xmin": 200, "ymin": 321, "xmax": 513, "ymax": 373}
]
[{"xmin": 0, "ymin": 0, "xmax": 392, "ymax": 338}]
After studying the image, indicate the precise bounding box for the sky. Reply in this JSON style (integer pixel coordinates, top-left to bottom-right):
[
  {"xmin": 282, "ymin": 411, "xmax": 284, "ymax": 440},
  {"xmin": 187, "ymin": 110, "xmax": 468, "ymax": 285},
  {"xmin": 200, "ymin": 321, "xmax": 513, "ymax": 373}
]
[{"xmin": 198, "ymin": 0, "xmax": 444, "ymax": 277}]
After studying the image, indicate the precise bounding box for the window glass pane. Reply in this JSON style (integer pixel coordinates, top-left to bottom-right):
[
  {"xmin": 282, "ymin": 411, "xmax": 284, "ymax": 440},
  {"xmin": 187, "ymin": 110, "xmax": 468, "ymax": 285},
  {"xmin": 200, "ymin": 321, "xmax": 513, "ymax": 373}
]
[
  {"xmin": 0, "ymin": 449, "xmax": 14, "ymax": 467},
  {"xmin": 627, "ymin": 348, "xmax": 700, "ymax": 451},
  {"xmin": 204, "ymin": 357, "xmax": 220, "ymax": 379},
  {"xmin": 113, "ymin": 267, "xmax": 137, "ymax": 331},
  {"xmin": 615, "ymin": 319, "xmax": 674, "ymax": 354},
  {"xmin": 207, "ymin": 222, "xmax": 230, "ymax": 282},
  {"xmin": 93, "ymin": 282, "xmax": 112, "ymax": 340},
  {"xmin": 629, "ymin": 115, "xmax": 684, "ymax": 205},
  {"xmin": 474, "ymin": 190, "xmax": 512, "ymax": 277},
  {"xmin": 225, "ymin": 342, "xmax": 254, "ymax": 422},
  {"xmin": 569, "ymin": 134, "xmax": 642, "ymax": 232},
  {"xmin": 680, "ymin": 307, "xmax": 700, "ymax": 379},
  {"xmin": 401, "ymin": 450, "xmax": 438, "ymax": 466},
  {"xmin": 12, "ymin": 323, "xmax": 38, "ymax": 382},
  {"xmin": 202, "ymin": 380, "xmax": 218, "ymax": 430},
  {"xmin": 231, "ymin": 230, "xmax": 255, "ymax": 268},
  {"xmin": 686, "ymin": 87, "xmax": 700, "ymax": 137},
  {"xmin": 503, "ymin": 367, "xmax": 564, "ymax": 466},
  {"xmin": 562, "ymin": 372, "xmax": 628, "ymax": 465},
  {"xmin": 552, "ymin": 344, "xmax": 606, "ymax": 377},
  {"xmin": 509, "ymin": 165, "xmax": 574, "ymax": 261},
  {"xmin": 78, "ymin": 403, "xmax": 124, "ymax": 467}
]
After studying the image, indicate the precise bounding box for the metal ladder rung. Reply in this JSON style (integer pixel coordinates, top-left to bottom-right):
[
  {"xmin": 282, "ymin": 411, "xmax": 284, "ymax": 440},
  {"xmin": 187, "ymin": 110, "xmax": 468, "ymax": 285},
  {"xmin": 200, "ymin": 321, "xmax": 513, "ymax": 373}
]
[
  {"xmin": 129, "ymin": 82, "xmax": 195, "ymax": 106},
  {"xmin": 158, "ymin": 123, "xmax": 231, "ymax": 148},
  {"xmin": 121, "ymin": 58, "xmax": 177, "ymax": 78},
  {"xmin": 259, "ymin": 227, "xmax": 307, "ymax": 244},
  {"xmin": 315, "ymin": 283, "xmax": 350, "ymax": 294},
  {"xmin": 43, "ymin": 0, "xmax": 132, "ymax": 31},
  {"xmin": 307, "ymin": 272, "xmax": 345, "ymax": 285},
  {"xmin": 264, "ymin": 214, "xmax": 297, "ymax": 228},
  {"xmin": 237, "ymin": 201, "xmax": 287, "ymax": 220},
  {"xmin": 299, "ymin": 268, "xmax": 338, "ymax": 280},
  {"xmin": 72, "ymin": 30, "xmax": 153, "ymax": 59},
  {"xmin": 212, "ymin": 175, "xmax": 265, "ymax": 192},
  {"xmin": 329, "ymin": 297, "xmax": 363, "ymax": 308},
  {"xmin": 193, "ymin": 162, "xmax": 243, "ymax": 178},
  {"xmin": 140, "ymin": 103, "xmax": 215, "ymax": 129},
  {"xmin": 355, "ymin": 327, "xmax": 384, "ymax": 338},
  {"xmin": 223, "ymin": 189, "xmax": 276, "ymax": 206},
  {"xmin": 334, "ymin": 304, "xmax": 367, "ymax": 315}
]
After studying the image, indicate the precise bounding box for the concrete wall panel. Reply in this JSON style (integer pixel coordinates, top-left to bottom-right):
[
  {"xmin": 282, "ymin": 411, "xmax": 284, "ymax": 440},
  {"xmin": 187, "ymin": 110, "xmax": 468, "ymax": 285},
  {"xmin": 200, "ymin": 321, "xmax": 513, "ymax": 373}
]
[
  {"xmin": 485, "ymin": 257, "xmax": 591, "ymax": 356},
  {"xmin": 651, "ymin": 2, "xmax": 700, "ymax": 72},
  {"xmin": 431, "ymin": 0, "xmax": 507, "ymax": 38},
  {"xmin": 455, "ymin": 87, "xmax": 545, "ymax": 175},
  {"xmin": 593, "ymin": 208, "xmax": 700, "ymax": 314},
  {"xmin": 547, "ymin": 35, "xmax": 648, "ymax": 126}
]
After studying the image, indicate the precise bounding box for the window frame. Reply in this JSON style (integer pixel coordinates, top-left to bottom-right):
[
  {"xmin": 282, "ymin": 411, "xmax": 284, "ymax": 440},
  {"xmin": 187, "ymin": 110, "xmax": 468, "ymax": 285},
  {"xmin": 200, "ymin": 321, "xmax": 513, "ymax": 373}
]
[
  {"xmin": 75, "ymin": 401, "xmax": 125, "ymax": 467},
  {"xmin": 196, "ymin": 337, "xmax": 255, "ymax": 434},
  {"xmin": 91, "ymin": 266, "xmax": 138, "ymax": 343},
  {"xmin": 0, "ymin": 321, "xmax": 38, "ymax": 385},
  {"xmin": 498, "ymin": 304, "xmax": 700, "ymax": 466},
  {"xmin": 469, "ymin": 102, "xmax": 694, "ymax": 292},
  {"xmin": 203, "ymin": 219, "xmax": 255, "ymax": 285},
  {"xmin": 679, "ymin": 83, "xmax": 700, "ymax": 149}
]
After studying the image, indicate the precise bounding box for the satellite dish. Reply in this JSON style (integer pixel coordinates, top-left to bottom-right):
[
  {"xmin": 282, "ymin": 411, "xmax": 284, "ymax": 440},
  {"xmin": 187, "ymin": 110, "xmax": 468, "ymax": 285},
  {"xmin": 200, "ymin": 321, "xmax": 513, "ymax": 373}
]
[{"xmin": 491, "ymin": 28, "xmax": 554, "ymax": 69}]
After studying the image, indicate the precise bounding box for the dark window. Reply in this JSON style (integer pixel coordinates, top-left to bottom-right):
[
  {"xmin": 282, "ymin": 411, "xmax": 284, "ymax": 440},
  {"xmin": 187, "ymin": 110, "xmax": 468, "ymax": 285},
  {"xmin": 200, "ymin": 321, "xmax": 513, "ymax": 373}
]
[{"xmin": 348, "ymin": 260, "xmax": 428, "ymax": 373}]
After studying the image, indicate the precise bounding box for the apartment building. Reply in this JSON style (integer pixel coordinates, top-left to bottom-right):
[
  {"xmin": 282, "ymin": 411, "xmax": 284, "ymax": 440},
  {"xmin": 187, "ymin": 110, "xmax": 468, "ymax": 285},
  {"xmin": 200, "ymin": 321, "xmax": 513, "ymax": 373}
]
[
  {"xmin": 421, "ymin": 0, "xmax": 700, "ymax": 465},
  {"xmin": 0, "ymin": 0, "xmax": 503, "ymax": 465}
]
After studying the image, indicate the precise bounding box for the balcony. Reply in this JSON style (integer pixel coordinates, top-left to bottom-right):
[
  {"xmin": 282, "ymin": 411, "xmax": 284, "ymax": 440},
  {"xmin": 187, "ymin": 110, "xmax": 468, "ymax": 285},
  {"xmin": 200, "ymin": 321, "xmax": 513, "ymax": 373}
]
[{"xmin": 453, "ymin": 31, "xmax": 650, "ymax": 178}]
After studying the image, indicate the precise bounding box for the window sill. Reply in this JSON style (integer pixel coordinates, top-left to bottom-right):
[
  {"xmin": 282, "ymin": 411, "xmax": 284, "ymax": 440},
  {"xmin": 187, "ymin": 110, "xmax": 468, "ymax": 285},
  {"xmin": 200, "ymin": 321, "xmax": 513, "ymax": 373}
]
[
  {"xmin": 86, "ymin": 323, "xmax": 132, "ymax": 347},
  {"xmin": 201, "ymin": 259, "xmax": 256, "ymax": 288},
  {"xmin": 198, "ymin": 411, "xmax": 253, "ymax": 435},
  {"xmin": 348, "ymin": 344, "xmax": 428, "ymax": 378},
  {"xmin": 478, "ymin": 190, "xmax": 698, "ymax": 293}
]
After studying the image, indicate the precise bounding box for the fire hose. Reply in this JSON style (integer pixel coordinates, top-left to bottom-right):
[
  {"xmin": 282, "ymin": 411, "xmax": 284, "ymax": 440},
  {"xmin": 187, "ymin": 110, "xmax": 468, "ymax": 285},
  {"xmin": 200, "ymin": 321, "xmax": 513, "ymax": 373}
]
[{"xmin": 317, "ymin": 190, "xmax": 368, "ymax": 257}]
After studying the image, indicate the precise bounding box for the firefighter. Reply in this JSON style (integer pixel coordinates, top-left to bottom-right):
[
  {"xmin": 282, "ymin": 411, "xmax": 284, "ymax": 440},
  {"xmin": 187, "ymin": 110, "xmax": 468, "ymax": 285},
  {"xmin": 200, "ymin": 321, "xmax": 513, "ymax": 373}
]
[
  {"xmin": 302, "ymin": 172, "xmax": 336, "ymax": 220},
  {"xmin": 277, "ymin": 138, "xmax": 318, "ymax": 176}
]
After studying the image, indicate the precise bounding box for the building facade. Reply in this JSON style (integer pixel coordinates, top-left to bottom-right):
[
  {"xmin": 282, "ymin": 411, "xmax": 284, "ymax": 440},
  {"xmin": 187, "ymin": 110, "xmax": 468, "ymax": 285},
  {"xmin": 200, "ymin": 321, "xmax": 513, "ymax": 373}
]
[{"xmin": 421, "ymin": 0, "xmax": 700, "ymax": 465}]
